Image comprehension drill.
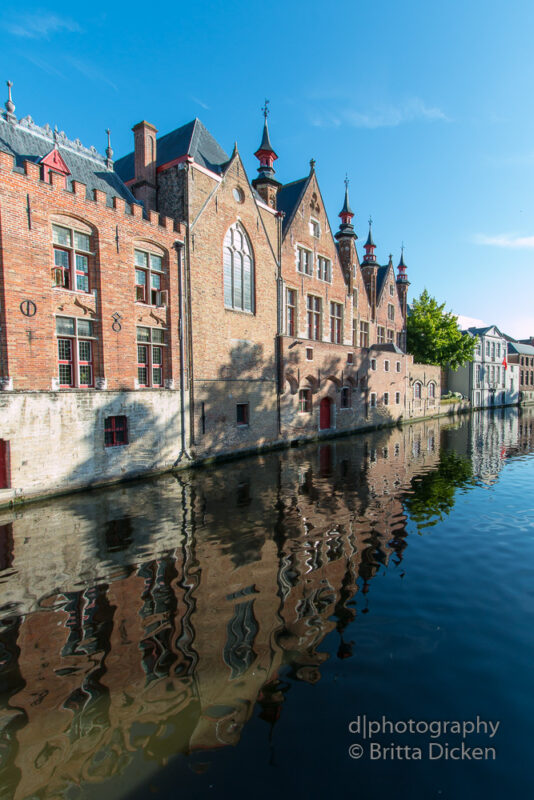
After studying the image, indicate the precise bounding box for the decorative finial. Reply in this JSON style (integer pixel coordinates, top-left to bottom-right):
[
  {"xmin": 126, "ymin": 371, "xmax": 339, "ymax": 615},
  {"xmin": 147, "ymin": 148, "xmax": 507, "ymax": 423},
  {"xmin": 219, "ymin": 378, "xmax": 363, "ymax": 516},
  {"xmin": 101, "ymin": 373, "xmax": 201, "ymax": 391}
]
[
  {"xmin": 310, "ymin": 158, "xmax": 316, "ymax": 172},
  {"xmin": 5, "ymin": 80, "xmax": 15, "ymax": 116},
  {"xmin": 261, "ymin": 99, "xmax": 270, "ymax": 119},
  {"xmin": 53, "ymin": 125, "xmax": 59, "ymax": 146},
  {"xmin": 105, "ymin": 128, "xmax": 114, "ymax": 167},
  {"xmin": 344, "ymin": 174, "xmax": 349, "ymax": 189}
]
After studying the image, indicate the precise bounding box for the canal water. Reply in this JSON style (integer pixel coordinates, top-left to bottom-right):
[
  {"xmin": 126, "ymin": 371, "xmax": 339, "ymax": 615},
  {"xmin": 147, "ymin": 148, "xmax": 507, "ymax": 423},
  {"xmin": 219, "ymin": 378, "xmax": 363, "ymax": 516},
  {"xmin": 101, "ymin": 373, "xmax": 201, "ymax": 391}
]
[{"xmin": 0, "ymin": 408, "xmax": 533, "ymax": 800}]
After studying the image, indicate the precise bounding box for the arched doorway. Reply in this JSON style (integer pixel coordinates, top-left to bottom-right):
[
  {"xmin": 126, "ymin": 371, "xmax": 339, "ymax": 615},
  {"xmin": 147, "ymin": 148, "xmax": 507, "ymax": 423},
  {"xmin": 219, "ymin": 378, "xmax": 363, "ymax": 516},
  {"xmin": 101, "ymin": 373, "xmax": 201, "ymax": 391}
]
[{"xmin": 320, "ymin": 397, "xmax": 332, "ymax": 430}]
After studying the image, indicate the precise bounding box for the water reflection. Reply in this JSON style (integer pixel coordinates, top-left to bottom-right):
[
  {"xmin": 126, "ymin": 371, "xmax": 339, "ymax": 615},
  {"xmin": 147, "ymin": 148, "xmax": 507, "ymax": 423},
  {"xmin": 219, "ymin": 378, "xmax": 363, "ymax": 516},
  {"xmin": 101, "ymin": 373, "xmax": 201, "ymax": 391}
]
[{"xmin": 0, "ymin": 407, "xmax": 532, "ymax": 799}]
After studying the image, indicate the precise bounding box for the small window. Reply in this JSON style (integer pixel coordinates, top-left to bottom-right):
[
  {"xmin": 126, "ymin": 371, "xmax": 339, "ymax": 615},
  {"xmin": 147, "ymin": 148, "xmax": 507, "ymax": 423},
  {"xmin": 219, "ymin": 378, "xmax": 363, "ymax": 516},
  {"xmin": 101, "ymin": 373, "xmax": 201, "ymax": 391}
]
[
  {"xmin": 377, "ymin": 326, "xmax": 385, "ymax": 344},
  {"xmin": 394, "ymin": 443, "xmax": 400, "ymax": 456},
  {"xmin": 236, "ymin": 403, "xmax": 249, "ymax": 426},
  {"xmin": 309, "ymin": 218, "xmax": 320, "ymax": 238},
  {"xmin": 370, "ymin": 392, "xmax": 377, "ymax": 407},
  {"xmin": 104, "ymin": 416, "xmax": 128, "ymax": 447},
  {"xmin": 318, "ymin": 256, "xmax": 332, "ymax": 282},
  {"xmin": 340, "ymin": 387, "xmax": 351, "ymax": 409},
  {"xmin": 384, "ymin": 360, "xmax": 390, "ymax": 372},
  {"xmin": 371, "ymin": 359, "xmax": 377, "ymax": 371},
  {"xmin": 306, "ymin": 347, "xmax": 314, "ymax": 361},
  {"xmin": 388, "ymin": 303, "xmax": 395, "ymax": 321},
  {"xmin": 395, "ymin": 392, "xmax": 400, "ymax": 404},
  {"xmin": 383, "ymin": 392, "xmax": 389, "ymax": 405},
  {"xmin": 389, "ymin": 284, "xmax": 394, "ymax": 296},
  {"xmin": 233, "ymin": 187, "xmax": 244, "ymax": 203},
  {"xmin": 353, "ymin": 288, "xmax": 358, "ymax": 308},
  {"xmin": 287, "ymin": 288, "xmax": 297, "ymax": 336},
  {"xmin": 396, "ymin": 361, "xmax": 401, "ymax": 373},
  {"xmin": 387, "ymin": 329, "xmax": 394, "ymax": 343},
  {"xmin": 347, "ymin": 352, "xmax": 354, "ymax": 365}
]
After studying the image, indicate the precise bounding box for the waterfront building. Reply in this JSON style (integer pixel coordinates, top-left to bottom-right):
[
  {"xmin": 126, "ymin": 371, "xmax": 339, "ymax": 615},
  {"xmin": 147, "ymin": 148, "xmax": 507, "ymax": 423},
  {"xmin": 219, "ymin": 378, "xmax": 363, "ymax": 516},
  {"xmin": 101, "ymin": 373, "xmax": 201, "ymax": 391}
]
[
  {"xmin": 447, "ymin": 326, "xmax": 519, "ymax": 409},
  {"xmin": 506, "ymin": 339, "xmax": 534, "ymax": 404},
  {"xmin": 0, "ymin": 87, "xmax": 440, "ymax": 503}
]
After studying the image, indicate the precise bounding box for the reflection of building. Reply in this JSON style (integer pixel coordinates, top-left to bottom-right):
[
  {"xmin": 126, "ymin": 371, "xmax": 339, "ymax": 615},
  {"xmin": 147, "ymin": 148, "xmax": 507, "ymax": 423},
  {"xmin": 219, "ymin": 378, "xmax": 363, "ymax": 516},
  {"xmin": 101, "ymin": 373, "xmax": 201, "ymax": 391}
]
[
  {"xmin": 0, "ymin": 415, "xmax": 480, "ymax": 799},
  {"xmin": 446, "ymin": 407, "xmax": 520, "ymax": 484}
]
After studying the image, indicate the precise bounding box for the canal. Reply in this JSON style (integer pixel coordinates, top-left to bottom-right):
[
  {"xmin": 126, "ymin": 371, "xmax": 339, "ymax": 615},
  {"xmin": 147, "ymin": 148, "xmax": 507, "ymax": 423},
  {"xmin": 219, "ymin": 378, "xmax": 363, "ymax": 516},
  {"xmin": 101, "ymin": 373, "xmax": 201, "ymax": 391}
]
[{"xmin": 0, "ymin": 408, "xmax": 533, "ymax": 799}]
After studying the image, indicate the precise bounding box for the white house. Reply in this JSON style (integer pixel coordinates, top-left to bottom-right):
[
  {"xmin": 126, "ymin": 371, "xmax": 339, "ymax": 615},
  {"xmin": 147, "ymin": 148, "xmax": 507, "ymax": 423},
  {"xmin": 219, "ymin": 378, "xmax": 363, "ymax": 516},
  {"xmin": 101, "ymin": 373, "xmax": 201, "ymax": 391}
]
[{"xmin": 448, "ymin": 325, "xmax": 519, "ymax": 408}]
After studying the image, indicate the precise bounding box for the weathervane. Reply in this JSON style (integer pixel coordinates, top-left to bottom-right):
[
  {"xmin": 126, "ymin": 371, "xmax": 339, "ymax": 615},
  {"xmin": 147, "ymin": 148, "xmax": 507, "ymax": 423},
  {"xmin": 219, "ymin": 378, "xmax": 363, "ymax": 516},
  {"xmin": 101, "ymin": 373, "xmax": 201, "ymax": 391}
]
[{"xmin": 261, "ymin": 99, "xmax": 270, "ymax": 119}]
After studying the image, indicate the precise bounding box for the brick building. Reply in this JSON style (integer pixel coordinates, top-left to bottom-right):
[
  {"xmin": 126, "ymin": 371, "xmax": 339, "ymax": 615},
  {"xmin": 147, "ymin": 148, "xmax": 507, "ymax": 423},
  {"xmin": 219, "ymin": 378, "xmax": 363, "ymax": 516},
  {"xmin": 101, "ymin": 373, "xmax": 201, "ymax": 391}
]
[{"xmin": 0, "ymin": 88, "xmax": 438, "ymax": 502}]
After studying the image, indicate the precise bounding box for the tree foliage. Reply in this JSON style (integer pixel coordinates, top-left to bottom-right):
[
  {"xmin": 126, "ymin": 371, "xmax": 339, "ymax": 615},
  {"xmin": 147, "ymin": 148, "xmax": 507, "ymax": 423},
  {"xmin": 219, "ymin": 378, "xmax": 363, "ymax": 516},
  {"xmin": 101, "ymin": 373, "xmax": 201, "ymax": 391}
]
[{"xmin": 406, "ymin": 290, "xmax": 475, "ymax": 370}]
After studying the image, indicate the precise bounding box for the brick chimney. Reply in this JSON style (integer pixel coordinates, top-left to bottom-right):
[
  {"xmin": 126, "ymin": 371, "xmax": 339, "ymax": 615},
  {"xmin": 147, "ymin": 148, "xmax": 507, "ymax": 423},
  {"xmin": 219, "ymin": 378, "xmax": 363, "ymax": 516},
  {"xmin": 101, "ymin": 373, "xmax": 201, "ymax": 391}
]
[{"xmin": 131, "ymin": 120, "xmax": 158, "ymax": 211}]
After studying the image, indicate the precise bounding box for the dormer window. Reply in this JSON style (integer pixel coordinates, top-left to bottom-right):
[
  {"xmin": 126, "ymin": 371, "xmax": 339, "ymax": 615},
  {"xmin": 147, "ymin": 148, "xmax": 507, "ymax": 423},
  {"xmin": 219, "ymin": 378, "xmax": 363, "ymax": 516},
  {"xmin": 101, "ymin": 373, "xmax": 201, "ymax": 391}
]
[{"xmin": 309, "ymin": 218, "xmax": 320, "ymax": 238}]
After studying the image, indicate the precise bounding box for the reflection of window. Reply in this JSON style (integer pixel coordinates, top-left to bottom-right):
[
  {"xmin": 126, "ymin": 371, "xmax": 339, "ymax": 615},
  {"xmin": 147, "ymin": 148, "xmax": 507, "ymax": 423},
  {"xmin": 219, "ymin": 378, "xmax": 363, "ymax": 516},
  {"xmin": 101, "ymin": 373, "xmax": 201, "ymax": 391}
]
[
  {"xmin": 52, "ymin": 224, "xmax": 91, "ymax": 293},
  {"xmin": 223, "ymin": 600, "xmax": 259, "ymax": 680},
  {"xmin": 396, "ymin": 361, "xmax": 401, "ymax": 372},
  {"xmin": 384, "ymin": 392, "xmax": 389, "ymax": 405},
  {"xmin": 395, "ymin": 392, "xmax": 401, "ymax": 404},
  {"xmin": 137, "ymin": 326, "xmax": 165, "ymax": 387},
  {"xmin": 371, "ymin": 359, "xmax": 376, "ymax": 371},
  {"xmin": 341, "ymin": 386, "xmax": 351, "ymax": 408},
  {"xmin": 224, "ymin": 223, "xmax": 254, "ymax": 312},
  {"xmin": 135, "ymin": 249, "xmax": 166, "ymax": 306},
  {"xmin": 56, "ymin": 316, "xmax": 95, "ymax": 387},
  {"xmin": 299, "ymin": 388, "xmax": 312, "ymax": 412},
  {"xmin": 370, "ymin": 392, "xmax": 377, "ymax": 407},
  {"xmin": 384, "ymin": 360, "xmax": 390, "ymax": 372},
  {"xmin": 104, "ymin": 416, "xmax": 128, "ymax": 447}
]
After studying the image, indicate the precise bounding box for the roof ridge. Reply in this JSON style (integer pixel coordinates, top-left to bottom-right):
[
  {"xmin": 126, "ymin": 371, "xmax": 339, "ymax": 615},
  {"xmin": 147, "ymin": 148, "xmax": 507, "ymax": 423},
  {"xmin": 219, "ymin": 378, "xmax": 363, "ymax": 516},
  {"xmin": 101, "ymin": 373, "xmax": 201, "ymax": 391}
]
[{"xmin": 2, "ymin": 115, "xmax": 106, "ymax": 167}]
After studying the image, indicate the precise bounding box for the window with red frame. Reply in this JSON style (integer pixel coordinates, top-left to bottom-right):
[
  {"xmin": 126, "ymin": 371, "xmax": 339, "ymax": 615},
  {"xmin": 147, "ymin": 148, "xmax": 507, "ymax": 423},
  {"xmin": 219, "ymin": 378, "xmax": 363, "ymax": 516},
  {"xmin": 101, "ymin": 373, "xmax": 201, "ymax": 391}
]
[
  {"xmin": 52, "ymin": 224, "xmax": 91, "ymax": 293},
  {"xmin": 330, "ymin": 302, "xmax": 343, "ymax": 344},
  {"xmin": 56, "ymin": 317, "xmax": 95, "ymax": 387},
  {"xmin": 135, "ymin": 249, "xmax": 165, "ymax": 305},
  {"xmin": 287, "ymin": 288, "xmax": 296, "ymax": 336},
  {"xmin": 137, "ymin": 327, "xmax": 165, "ymax": 387},
  {"xmin": 104, "ymin": 416, "xmax": 128, "ymax": 447}
]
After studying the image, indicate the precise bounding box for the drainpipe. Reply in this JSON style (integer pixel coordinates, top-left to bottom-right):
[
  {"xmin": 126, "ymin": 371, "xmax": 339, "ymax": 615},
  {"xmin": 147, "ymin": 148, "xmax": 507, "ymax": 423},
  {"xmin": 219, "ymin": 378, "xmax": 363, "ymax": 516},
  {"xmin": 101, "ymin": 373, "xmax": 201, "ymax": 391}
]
[
  {"xmin": 174, "ymin": 240, "xmax": 192, "ymax": 464},
  {"xmin": 275, "ymin": 211, "xmax": 284, "ymax": 436}
]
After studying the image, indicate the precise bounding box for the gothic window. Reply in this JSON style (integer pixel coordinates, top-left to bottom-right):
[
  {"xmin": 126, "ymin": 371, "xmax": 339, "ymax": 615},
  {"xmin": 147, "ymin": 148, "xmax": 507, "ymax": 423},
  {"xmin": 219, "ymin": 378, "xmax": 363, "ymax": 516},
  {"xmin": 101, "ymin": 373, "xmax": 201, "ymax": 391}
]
[{"xmin": 223, "ymin": 223, "xmax": 254, "ymax": 312}]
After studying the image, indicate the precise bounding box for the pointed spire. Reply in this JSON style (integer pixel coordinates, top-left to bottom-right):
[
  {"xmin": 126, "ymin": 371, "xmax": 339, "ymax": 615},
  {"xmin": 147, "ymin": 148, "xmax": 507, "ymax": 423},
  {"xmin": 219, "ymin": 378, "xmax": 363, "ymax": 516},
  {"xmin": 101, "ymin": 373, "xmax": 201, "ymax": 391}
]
[
  {"xmin": 396, "ymin": 244, "xmax": 409, "ymax": 283},
  {"xmin": 362, "ymin": 217, "xmax": 377, "ymax": 264},
  {"xmin": 5, "ymin": 80, "xmax": 15, "ymax": 122},
  {"xmin": 105, "ymin": 128, "xmax": 114, "ymax": 169},
  {"xmin": 335, "ymin": 175, "xmax": 357, "ymax": 241},
  {"xmin": 254, "ymin": 99, "xmax": 278, "ymax": 179}
]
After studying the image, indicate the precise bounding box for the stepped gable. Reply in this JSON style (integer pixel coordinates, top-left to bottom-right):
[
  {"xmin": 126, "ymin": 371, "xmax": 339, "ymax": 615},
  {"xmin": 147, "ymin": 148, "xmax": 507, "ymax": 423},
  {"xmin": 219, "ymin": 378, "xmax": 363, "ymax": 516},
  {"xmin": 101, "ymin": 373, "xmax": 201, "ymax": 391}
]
[
  {"xmin": 114, "ymin": 118, "xmax": 229, "ymax": 181},
  {"xmin": 0, "ymin": 115, "xmax": 136, "ymax": 205}
]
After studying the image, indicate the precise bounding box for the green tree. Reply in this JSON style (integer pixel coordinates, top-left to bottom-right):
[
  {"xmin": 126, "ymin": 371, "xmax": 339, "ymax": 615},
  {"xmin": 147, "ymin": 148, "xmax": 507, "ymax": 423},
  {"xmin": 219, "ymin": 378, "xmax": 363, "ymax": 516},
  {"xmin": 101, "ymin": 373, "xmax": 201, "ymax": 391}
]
[{"xmin": 407, "ymin": 290, "xmax": 475, "ymax": 369}]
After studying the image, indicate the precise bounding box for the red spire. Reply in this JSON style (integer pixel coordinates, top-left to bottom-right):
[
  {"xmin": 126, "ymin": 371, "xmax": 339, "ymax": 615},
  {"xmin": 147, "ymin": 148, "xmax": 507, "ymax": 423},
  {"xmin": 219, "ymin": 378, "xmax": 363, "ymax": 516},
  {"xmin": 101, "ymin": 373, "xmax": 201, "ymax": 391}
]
[
  {"xmin": 396, "ymin": 246, "xmax": 409, "ymax": 283},
  {"xmin": 362, "ymin": 217, "xmax": 377, "ymax": 264},
  {"xmin": 254, "ymin": 99, "xmax": 277, "ymax": 177}
]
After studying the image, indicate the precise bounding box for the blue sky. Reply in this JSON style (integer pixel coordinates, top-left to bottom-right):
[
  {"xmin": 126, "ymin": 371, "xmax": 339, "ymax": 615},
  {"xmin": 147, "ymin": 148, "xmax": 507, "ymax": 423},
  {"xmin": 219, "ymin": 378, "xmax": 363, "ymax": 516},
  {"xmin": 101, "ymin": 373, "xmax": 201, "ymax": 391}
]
[{"xmin": 2, "ymin": 0, "xmax": 533, "ymax": 337}]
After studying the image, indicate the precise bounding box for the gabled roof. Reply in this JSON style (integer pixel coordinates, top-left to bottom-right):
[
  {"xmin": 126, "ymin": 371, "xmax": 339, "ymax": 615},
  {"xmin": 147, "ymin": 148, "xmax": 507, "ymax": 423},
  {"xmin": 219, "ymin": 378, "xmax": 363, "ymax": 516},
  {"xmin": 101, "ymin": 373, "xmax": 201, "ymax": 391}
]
[
  {"xmin": 114, "ymin": 118, "xmax": 229, "ymax": 182},
  {"xmin": 508, "ymin": 341, "xmax": 534, "ymax": 356},
  {"xmin": 376, "ymin": 265, "xmax": 389, "ymax": 299},
  {"xmin": 465, "ymin": 325, "xmax": 503, "ymax": 338},
  {"xmin": 370, "ymin": 343, "xmax": 404, "ymax": 354},
  {"xmin": 277, "ymin": 176, "xmax": 309, "ymax": 234},
  {"xmin": 0, "ymin": 116, "xmax": 136, "ymax": 205}
]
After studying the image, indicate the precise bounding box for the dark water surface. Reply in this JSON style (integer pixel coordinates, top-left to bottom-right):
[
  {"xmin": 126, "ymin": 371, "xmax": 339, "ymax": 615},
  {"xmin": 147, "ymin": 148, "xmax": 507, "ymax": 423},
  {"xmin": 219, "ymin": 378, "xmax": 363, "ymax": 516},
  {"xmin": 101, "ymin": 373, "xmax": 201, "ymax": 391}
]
[{"xmin": 1, "ymin": 408, "xmax": 533, "ymax": 800}]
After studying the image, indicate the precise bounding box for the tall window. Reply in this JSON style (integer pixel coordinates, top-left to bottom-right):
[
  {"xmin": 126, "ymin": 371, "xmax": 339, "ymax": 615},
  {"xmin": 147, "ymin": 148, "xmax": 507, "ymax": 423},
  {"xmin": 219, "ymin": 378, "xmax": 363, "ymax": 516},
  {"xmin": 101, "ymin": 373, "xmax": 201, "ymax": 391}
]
[
  {"xmin": 299, "ymin": 388, "xmax": 312, "ymax": 412},
  {"xmin": 387, "ymin": 329, "xmax": 394, "ymax": 343},
  {"xmin": 52, "ymin": 224, "xmax": 91, "ymax": 293},
  {"xmin": 330, "ymin": 302, "xmax": 343, "ymax": 344},
  {"xmin": 223, "ymin": 223, "xmax": 254, "ymax": 312},
  {"xmin": 137, "ymin": 327, "xmax": 165, "ymax": 387},
  {"xmin": 297, "ymin": 247, "xmax": 313, "ymax": 276},
  {"xmin": 309, "ymin": 219, "xmax": 320, "ymax": 238},
  {"xmin": 377, "ymin": 326, "xmax": 385, "ymax": 344},
  {"xmin": 340, "ymin": 387, "xmax": 351, "ymax": 408},
  {"xmin": 318, "ymin": 256, "xmax": 332, "ymax": 282},
  {"xmin": 56, "ymin": 317, "xmax": 95, "ymax": 387},
  {"xmin": 307, "ymin": 296, "xmax": 322, "ymax": 340},
  {"xmin": 428, "ymin": 382, "xmax": 436, "ymax": 399},
  {"xmin": 414, "ymin": 382, "xmax": 422, "ymax": 399},
  {"xmin": 360, "ymin": 321, "xmax": 369, "ymax": 348},
  {"xmin": 388, "ymin": 303, "xmax": 395, "ymax": 321},
  {"xmin": 135, "ymin": 249, "xmax": 166, "ymax": 306},
  {"xmin": 352, "ymin": 319, "xmax": 358, "ymax": 347},
  {"xmin": 287, "ymin": 288, "xmax": 297, "ymax": 336}
]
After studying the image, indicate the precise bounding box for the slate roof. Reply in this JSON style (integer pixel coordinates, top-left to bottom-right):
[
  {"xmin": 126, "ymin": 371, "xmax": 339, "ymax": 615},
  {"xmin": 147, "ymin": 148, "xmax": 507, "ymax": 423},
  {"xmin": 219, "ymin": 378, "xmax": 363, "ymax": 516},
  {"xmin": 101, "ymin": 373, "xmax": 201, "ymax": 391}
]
[
  {"xmin": 277, "ymin": 176, "xmax": 309, "ymax": 234},
  {"xmin": 376, "ymin": 265, "xmax": 389, "ymax": 298},
  {"xmin": 114, "ymin": 118, "xmax": 229, "ymax": 182},
  {"xmin": 464, "ymin": 325, "xmax": 503, "ymax": 337},
  {"xmin": 507, "ymin": 341, "xmax": 534, "ymax": 356},
  {"xmin": 370, "ymin": 343, "xmax": 404, "ymax": 354},
  {"xmin": 0, "ymin": 116, "xmax": 137, "ymax": 206}
]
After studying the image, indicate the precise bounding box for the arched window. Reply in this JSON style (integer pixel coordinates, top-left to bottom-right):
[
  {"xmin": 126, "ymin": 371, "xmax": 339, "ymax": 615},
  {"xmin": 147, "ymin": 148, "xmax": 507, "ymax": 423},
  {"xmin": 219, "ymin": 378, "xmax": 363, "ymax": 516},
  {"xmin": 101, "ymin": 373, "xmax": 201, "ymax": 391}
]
[
  {"xmin": 413, "ymin": 381, "xmax": 422, "ymax": 399},
  {"xmin": 223, "ymin": 223, "xmax": 254, "ymax": 312},
  {"xmin": 428, "ymin": 382, "xmax": 436, "ymax": 399}
]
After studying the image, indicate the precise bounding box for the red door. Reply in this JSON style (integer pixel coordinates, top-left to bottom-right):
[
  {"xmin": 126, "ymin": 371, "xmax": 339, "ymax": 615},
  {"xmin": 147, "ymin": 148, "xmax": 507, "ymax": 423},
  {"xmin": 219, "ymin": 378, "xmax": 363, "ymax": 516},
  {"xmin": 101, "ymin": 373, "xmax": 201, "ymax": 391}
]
[
  {"xmin": 319, "ymin": 398, "xmax": 332, "ymax": 430},
  {"xmin": 0, "ymin": 441, "xmax": 9, "ymax": 489}
]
